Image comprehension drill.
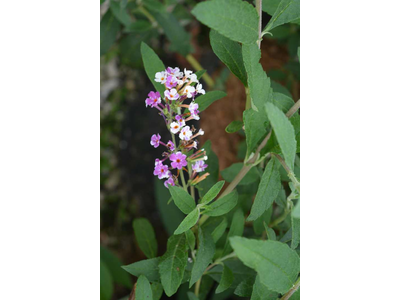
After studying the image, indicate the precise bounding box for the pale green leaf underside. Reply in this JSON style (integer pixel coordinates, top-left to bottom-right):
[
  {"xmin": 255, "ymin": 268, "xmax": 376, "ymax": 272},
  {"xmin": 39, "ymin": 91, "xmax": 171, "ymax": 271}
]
[
  {"xmin": 230, "ymin": 237, "xmax": 300, "ymax": 294},
  {"xmin": 192, "ymin": 0, "xmax": 259, "ymax": 44}
]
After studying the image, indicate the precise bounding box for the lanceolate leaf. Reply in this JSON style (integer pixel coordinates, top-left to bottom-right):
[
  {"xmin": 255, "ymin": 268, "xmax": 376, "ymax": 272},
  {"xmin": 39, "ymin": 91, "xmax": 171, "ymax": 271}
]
[
  {"xmin": 215, "ymin": 264, "xmax": 234, "ymax": 293},
  {"xmin": 272, "ymin": 92, "xmax": 295, "ymax": 114},
  {"xmin": 264, "ymin": 0, "xmax": 300, "ymax": 32},
  {"xmin": 205, "ymin": 190, "xmax": 238, "ymax": 217},
  {"xmin": 159, "ymin": 234, "xmax": 187, "ymax": 296},
  {"xmin": 265, "ymin": 102, "xmax": 297, "ymax": 170},
  {"xmin": 100, "ymin": 10, "xmax": 120, "ymax": 56},
  {"xmin": 196, "ymin": 91, "xmax": 227, "ymax": 112},
  {"xmin": 189, "ymin": 228, "xmax": 216, "ymax": 287},
  {"xmin": 226, "ymin": 120, "xmax": 244, "ymax": 134},
  {"xmin": 109, "ymin": 1, "xmax": 131, "ymax": 26},
  {"xmin": 251, "ymin": 274, "xmax": 279, "ymax": 300},
  {"xmin": 261, "ymin": 0, "xmax": 281, "ymax": 15},
  {"xmin": 140, "ymin": 42, "xmax": 166, "ymax": 94},
  {"xmin": 100, "ymin": 246, "xmax": 132, "ymax": 288},
  {"xmin": 153, "ymin": 12, "xmax": 193, "ymax": 56},
  {"xmin": 200, "ymin": 181, "xmax": 225, "ymax": 205},
  {"xmin": 221, "ymin": 163, "xmax": 260, "ymax": 185},
  {"xmin": 151, "ymin": 282, "xmax": 164, "ymax": 300},
  {"xmin": 243, "ymin": 109, "xmax": 268, "ymax": 156},
  {"xmin": 247, "ymin": 158, "xmax": 281, "ymax": 221},
  {"xmin": 230, "ymin": 237, "xmax": 300, "ymax": 294},
  {"xmin": 135, "ymin": 275, "xmax": 153, "ymax": 300},
  {"xmin": 192, "ymin": 0, "xmax": 259, "ymax": 44},
  {"xmin": 169, "ymin": 185, "xmax": 196, "ymax": 214},
  {"xmin": 210, "ymin": 29, "xmax": 247, "ymax": 86},
  {"xmin": 242, "ymin": 43, "xmax": 273, "ymax": 112},
  {"xmin": 174, "ymin": 207, "xmax": 200, "ymax": 235},
  {"xmin": 223, "ymin": 208, "xmax": 245, "ymax": 255},
  {"xmin": 122, "ymin": 258, "xmax": 160, "ymax": 282},
  {"xmin": 133, "ymin": 218, "xmax": 158, "ymax": 258},
  {"xmin": 100, "ymin": 260, "xmax": 113, "ymax": 300}
]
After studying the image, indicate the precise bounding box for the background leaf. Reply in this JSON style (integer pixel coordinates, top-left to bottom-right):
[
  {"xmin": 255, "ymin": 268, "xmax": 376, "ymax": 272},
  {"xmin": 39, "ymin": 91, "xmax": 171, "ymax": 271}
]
[
  {"xmin": 225, "ymin": 120, "xmax": 243, "ymax": 134},
  {"xmin": 210, "ymin": 29, "xmax": 247, "ymax": 86},
  {"xmin": 247, "ymin": 158, "xmax": 281, "ymax": 221},
  {"xmin": 192, "ymin": 0, "xmax": 259, "ymax": 44},
  {"xmin": 230, "ymin": 237, "xmax": 300, "ymax": 294},
  {"xmin": 100, "ymin": 260, "xmax": 113, "ymax": 300},
  {"xmin": 159, "ymin": 234, "xmax": 187, "ymax": 296},
  {"xmin": 100, "ymin": 246, "xmax": 132, "ymax": 288},
  {"xmin": 215, "ymin": 264, "xmax": 234, "ymax": 293},
  {"xmin": 100, "ymin": 10, "xmax": 120, "ymax": 56},
  {"xmin": 265, "ymin": 102, "xmax": 297, "ymax": 170},
  {"xmin": 133, "ymin": 218, "xmax": 158, "ymax": 258},
  {"xmin": 169, "ymin": 185, "xmax": 196, "ymax": 214},
  {"xmin": 135, "ymin": 275, "xmax": 153, "ymax": 300},
  {"xmin": 140, "ymin": 42, "xmax": 166, "ymax": 94},
  {"xmin": 189, "ymin": 228, "xmax": 216, "ymax": 287}
]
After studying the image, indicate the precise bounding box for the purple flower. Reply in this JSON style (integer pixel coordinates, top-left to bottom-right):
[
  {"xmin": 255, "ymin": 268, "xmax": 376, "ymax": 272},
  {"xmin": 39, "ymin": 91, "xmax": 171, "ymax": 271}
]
[
  {"xmin": 154, "ymin": 163, "xmax": 170, "ymax": 179},
  {"xmin": 166, "ymin": 67, "xmax": 181, "ymax": 77},
  {"xmin": 189, "ymin": 102, "xmax": 200, "ymax": 120},
  {"xmin": 150, "ymin": 134, "xmax": 161, "ymax": 148},
  {"xmin": 165, "ymin": 75, "xmax": 178, "ymax": 89},
  {"xmin": 145, "ymin": 91, "xmax": 161, "ymax": 108},
  {"xmin": 164, "ymin": 89, "xmax": 180, "ymax": 101},
  {"xmin": 166, "ymin": 140, "xmax": 175, "ymax": 151},
  {"xmin": 170, "ymin": 152, "xmax": 187, "ymax": 169},
  {"xmin": 164, "ymin": 176, "xmax": 175, "ymax": 188},
  {"xmin": 192, "ymin": 160, "xmax": 208, "ymax": 173},
  {"xmin": 175, "ymin": 115, "xmax": 186, "ymax": 127}
]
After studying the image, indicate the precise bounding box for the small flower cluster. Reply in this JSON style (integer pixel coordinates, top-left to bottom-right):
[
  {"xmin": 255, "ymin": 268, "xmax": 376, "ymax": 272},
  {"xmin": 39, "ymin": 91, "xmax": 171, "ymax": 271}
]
[{"xmin": 146, "ymin": 67, "xmax": 209, "ymax": 188}]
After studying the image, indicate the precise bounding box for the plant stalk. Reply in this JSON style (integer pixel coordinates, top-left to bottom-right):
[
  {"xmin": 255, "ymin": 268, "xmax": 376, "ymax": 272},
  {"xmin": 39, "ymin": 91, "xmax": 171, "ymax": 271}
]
[
  {"xmin": 256, "ymin": 0, "xmax": 263, "ymax": 49},
  {"xmin": 280, "ymin": 277, "xmax": 300, "ymax": 300},
  {"xmin": 186, "ymin": 54, "xmax": 215, "ymax": 88}
]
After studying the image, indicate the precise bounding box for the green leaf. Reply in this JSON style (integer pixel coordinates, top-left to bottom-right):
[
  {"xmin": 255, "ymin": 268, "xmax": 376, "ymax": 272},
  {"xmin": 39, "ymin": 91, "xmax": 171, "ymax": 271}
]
[
  {"xmin": 221, "ymin": 163, "xmax": 260, "ymax": 185},
  {"xmin": 234, "ymin": 277, "xmax": 255, "ymax": 297},
  {"xmin": 265, "ymin": 102, "xmax": 297, "ymax": 170},
  {"xmin": 125, "ymin": 20, "xmax": 152, "ymax": 32},
  {"xmin": 185, "ymin": 229, "xmax": 196, "ymax": 252},
  {"xmin": 253, "ymin": 207, "xmax": 272, "ymax": 235},
  {"xmin": 242, "ymin": 43, "xmax": 273, "ymax": 112},
  {"xmin": 200, "ymin": 181, "xmax": 225, "ymax": 205},
  {"xmin": 169, "ymin": 185, "xmax": 196, "ymax": 214},
  {"xmin": 223, "ymin": 208, "xmax": 244, "ymax": 255},
  {"xmin": 143, "ymin": 0, "xmax": 166, "ymax": 13},
  {"xmin": 261, "ymin": 0, "xmax": 281, "ymax": 15},
  {"xmin": 100, "ymin": 10, "xmax": 120, "ymax": 56},
  {"xmin": 197, "ymin": 140, "xmax": 219, "ymax": 198},
  {"xmin": 243, "ymin": 109, "xmax": 268, "ymax": 155},
  {"xmin": 133, "ymin": 218, "xmax": 158, "ymax": 258},
  {"xmin": 109, "ymin": 1, "xmax": 131, "ymax": 26},
  {"xmin": 140, "ymin": 42, "xmax": 166, "ymax": 95},
  {"xmin": 230, "ymin": 237, "xmax": 300, "ymax": 294},
  {"xmin": 225, "ymin": 120, "xmax": 243, "ymax": 134},
  {"xmin": 100, "ymin": 260, "xmax": 113, "ymax": 300},
  {"xmin": 194, "ymin": 69, "xmax": 206, "ymax": 80},
  {"xmin": 189, "ymin": 228, "xmax": 216, "ymax": 287},
  {"xmin": 265, "ymin": 226, "xmax": 276, "ymax": 241},
  {"xmin": 153, "ymin": 12, "xmax": 193, "ymax": 56},
  {"xmin": 291, "ymin": 216, "xmax": 300, "ymax": 249},
  {"xmin": 100, "ymin": 246, "xmax": 132, "ymax": 288},
  {"xmin": 174, "ymin": 208, "xmax": 200, "ymax": 235},
  {"xmin": 271, "ymin": 81, "xmax": 292, "ymax": 97},
  {"xmin": 122, "ymin": 258, "xmax": 160, "ymax": 282},
  {"xmin": 201, "ymin": 216, "xmax": 228, "ymax": 243},
  {"xmin": 196, "ymin": 91, "xmax": 227, "ymax": 112},
  {"xmin": 251, "ymin": 274, "xmax": 279, "ymax": 300},
  {"xmin": 205, "ymin": 190, "xmax": 238, "ymax": 217},
  {"xmin": 210, "ymin": 29, "xmax": 247, "ymax": 86},
  {"xmin": 290, "ymin": 114, "xmax": 300, "ymax": 153},
  {"xmin": 264, "ymin": 0, "xmax": 300, "ymax": 32},
  {"xmin": 136, "ymin": 275, "xmax": 153, "ymax": 300},
  {"xmin": 192, "ymin": 0, "xmax": 259, "ymax": 44},
  {"xmin": 208, "ymin": 260, "xmax": 256, "ymax": 290},
  {"xmin": 216, "ymin": 265, "xmax": 234, "ymax": 293},
  {"xmin": 272, "ymin": 92, "xmax": 295, "ymax": 114},
  {"xmin": 187, "ymin": 292, "xmax": 199, "ymax": 300},
  {"xmin": 159, "ymin": 234, "xmax": 187, "ymax": 296},
  {"xmin": 151, "ymin": 282, "xmax": 163, "ymax": 300},
  {"xmin": 247, "ymin": 158, "xmax": 281, "ymax": 221}
]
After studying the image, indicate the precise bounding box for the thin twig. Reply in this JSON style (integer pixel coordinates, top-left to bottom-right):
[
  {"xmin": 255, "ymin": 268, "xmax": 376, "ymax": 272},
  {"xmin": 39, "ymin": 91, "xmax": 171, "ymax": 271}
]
[{"xmin": 280, "ymin": 278, "xmax": 300, "ymax": 300}]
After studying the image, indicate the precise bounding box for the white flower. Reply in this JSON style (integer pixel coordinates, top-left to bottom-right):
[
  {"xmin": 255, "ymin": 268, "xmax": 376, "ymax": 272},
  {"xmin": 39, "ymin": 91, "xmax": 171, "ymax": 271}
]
[
  {"xmin": 183, "ymin": 85, "xmax": 196, "ymax": 98},
  {"xmin": 198, "ymin": 129, "xmax": 204, "ymax": 135},
  {"xmin": 204, "ymin": 156, "xmax": 208, "ymax": 160},
  {"xmin": 184, "ymin": 68, "xmax": 193, "ymax": 77},
  {"xmin": 170, "ymin": 122, "xmax": 181, "ymax": 134},
  {"xmin": 189, "ymin": 73, "xmax": 198, "ymax": 83},
  {"xmin": 195, "ymin": 83, "xmax": 205, "ymax": 95},
  {"xmin": 167, "ymin": 67, "xmax": 182, "ymax": 78},
  {"xmin": 192, "ymin": 141, "xmax": 198, "ymax": 149},
  {"xmin": 164, "ymin": 88, "xmax": 179, "ymax": 100},
  {"xmin": 155, "ymin": 71, "xmax": 167, "ymax": 84},
  {"xmin": 179, "ymin": 126, "xmax": 193, "ymax": 141}
]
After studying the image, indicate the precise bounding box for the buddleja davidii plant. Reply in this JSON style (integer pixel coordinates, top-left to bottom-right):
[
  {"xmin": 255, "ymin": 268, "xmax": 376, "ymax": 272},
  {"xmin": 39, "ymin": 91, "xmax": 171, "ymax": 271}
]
[{"xmin": 123, "ymin": 0, "xmax": 300, "ymax": 299}]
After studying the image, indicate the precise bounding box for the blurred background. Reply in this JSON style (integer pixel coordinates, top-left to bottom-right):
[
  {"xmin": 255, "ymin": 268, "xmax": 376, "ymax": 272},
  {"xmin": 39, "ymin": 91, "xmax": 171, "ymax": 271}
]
[{"xmin": 100, "ymin": 0, "xmax": 299, "ymax": 299}]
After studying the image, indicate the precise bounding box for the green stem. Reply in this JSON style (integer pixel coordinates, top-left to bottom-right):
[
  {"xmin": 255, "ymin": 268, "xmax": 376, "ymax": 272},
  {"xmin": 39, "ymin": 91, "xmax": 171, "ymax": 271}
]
[
  {"xmin": 188, "ymin": 163, "xmax": 195, "ymax": 199},
  {"xmin": 280, "ymin": 277, "xmax": 300, "ymax": 300},
  {"xmin": 256, "ymin": 0, "xmax": 263, "ymax": 48},
  {"xmin": 272, "ymin": 153, "xmax": 300, "ymax": 193},
  {"xmin": 204, "ymin": 252, "xmax": 237, "ymax": 273},
  {"xmin": 245, "ymin": 87, "xmax": 251, "ymax": 110},
  {"xmin": 137, "ymin": 5, "xmax": 156, "ymax": 25},
  {"xmin": 186, "ymin": 54, "xmax": 215, "ymax": 88},
  {"xmin": 194, "ymin": 276, "xmax": 202, "ymax": 296}
]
